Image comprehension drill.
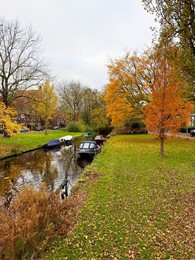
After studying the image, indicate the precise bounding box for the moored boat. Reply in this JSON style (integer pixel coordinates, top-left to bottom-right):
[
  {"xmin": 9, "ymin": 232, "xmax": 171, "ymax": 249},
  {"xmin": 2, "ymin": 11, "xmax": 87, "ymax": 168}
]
[
  {"xmin": 43, "ymin": 139, "xmax": 62, "ymax": 149},
  {"xmin": 83, "ymin": 131, "xmax": 94, "ymax": 137},
  {"xmin": 59, "ymin": 135, "xmax": 73, "ymax": 146},
  {"xmin": 94, "ymin": 135, "xmax": 106, "ymax": 146},
  {"xmin": 77, "ymin": 141, "xmax": 101, "ymax": 158}
]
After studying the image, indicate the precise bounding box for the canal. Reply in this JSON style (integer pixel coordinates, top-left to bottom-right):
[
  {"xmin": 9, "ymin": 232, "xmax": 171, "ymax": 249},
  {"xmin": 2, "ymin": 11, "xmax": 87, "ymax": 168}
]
[{"xmin": 0, "ymin": 136, "xmax": 92, "ymax": 205}]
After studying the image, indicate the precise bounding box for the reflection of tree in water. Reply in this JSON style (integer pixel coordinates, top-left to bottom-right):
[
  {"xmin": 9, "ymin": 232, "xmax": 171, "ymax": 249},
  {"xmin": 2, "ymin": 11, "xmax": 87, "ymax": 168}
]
[
  {"xmin": 0, "ymin": 150, "xmax": 57, "ymax": 203},
  {"xmin": 0, "ymin": 159, "xmax": 23, "ymax": 204},
  {"xmin": 20, "ymin": 150, "xmax": 47, "ymax": 175},
  {"xmin": 77, "ymin": 157, "xmax": 93, "ymax": 168},
  {"xmin": 0, "ymin": 138, "xmax": 86, "ymax": 204},
  {"xmin": 42, "ymin": 151, "xmax": 58, "ymax": 191},
  {"xmin": 55, "ymin": 145, "xmax": 81, "ymax": 197}
]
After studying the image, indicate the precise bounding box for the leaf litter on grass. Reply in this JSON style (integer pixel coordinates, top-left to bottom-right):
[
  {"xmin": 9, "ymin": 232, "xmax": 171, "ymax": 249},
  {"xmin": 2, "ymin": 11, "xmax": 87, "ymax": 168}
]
[{"xmin": 44, "ymin": 135, "xmax": 195, "ymax": 259}]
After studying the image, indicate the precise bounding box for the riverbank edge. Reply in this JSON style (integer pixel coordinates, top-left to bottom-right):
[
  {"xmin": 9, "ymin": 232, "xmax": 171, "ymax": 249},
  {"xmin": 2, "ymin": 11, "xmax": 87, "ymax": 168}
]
[
  {"xmin": 0, "ymin": 146, "xmax": 43, "ymax": 161},
  {"xmin": 40, "ymin": 166, "xmax": 100, "ymax": 259},
  {"xmin": 0, "ymin": 133, "xmax": 83, "ymax": 161}
]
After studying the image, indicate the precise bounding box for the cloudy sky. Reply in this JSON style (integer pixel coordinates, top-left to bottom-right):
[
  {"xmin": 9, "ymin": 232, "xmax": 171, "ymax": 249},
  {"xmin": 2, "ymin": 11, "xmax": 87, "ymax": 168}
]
[{"xmin": 0, "ymin": 0, "xmax": 157, "ymax": 90}]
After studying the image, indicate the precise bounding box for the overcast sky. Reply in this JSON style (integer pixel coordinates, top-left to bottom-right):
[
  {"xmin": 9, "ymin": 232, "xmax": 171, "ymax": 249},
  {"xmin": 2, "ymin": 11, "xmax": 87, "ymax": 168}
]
[{"xmin": 0, "ymin": 0, "xmax": 157, "ymax": 90}]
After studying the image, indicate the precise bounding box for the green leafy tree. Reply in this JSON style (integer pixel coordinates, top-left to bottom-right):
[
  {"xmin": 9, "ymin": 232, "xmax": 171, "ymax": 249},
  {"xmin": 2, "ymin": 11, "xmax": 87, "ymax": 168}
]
[
  {"xmin": 142, "ymin": 0, "xmax": 195, "ymax": 100},
  {"xmin": 34, "ymin": 80, "xmax": 58, "ymax": 135}
]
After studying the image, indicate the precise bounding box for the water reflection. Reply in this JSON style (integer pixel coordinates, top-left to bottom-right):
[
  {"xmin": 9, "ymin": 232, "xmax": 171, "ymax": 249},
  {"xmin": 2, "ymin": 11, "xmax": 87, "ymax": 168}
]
[
  {"xmin": 77, "ymin": 157, "xmax": 93, "ymax": 168},
  {"xmin": 0, "ymin": 138, "xmax": 93, "ymax": 204}
]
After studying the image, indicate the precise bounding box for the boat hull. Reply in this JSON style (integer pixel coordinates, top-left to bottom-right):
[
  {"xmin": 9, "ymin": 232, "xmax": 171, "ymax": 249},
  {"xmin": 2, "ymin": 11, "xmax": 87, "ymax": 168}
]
[
  {"xmin": 77, "ymin": 141, "xmax": 101, "ymax": 159},
  {"xmin": 43, "ymin": 139, "xmax": 62, "ymax": 150}
]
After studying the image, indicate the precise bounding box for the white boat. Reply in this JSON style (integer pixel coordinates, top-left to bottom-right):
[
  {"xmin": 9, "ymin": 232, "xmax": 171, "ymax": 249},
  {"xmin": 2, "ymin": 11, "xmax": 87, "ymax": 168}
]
[{"xmin": 59, "ymin": 135, "xmax": 73, "ymax": 146}]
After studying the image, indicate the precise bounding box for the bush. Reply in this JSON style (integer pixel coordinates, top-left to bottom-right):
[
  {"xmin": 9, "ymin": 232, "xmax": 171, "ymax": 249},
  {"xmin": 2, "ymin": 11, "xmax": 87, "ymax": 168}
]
[
  {"xmin": 0, "ymin": 184, "xmax": 72, "ymax": 259},
  {"xmin": 66, "ymin": 121, "xmax": 83, "ymax": 132},
  {"xmin": 83, "ymin": 124, "xmax": 93, "ymax": 133},
  {"xmin": 94, "ymin": 126, "xmax": 113, "ymax": 135}
]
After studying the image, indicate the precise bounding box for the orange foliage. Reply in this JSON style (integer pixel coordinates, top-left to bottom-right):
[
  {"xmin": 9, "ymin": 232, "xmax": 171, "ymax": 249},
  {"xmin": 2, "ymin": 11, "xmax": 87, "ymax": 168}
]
[
  {"xmin": 104, "ymin": 80, "xmax": 133, "ymax": 127},
  {"xmin": 144, "ymin": 57, "xmax": 192, "ymax": 139},
  {"xmin": 104, "ymin": 50, "xmax": 155, "ymax": 127}
]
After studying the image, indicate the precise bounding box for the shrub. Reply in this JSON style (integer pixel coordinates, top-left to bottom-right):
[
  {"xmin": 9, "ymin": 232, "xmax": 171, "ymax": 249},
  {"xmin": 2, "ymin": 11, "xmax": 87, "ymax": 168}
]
[
  {"xmin": 83, "ymin": 124, "xmax": 93, "ymax": 133},
  {"xmin": 66, "ymin": 121, "xmax": 82, "ymax": 132},
  {"xmin": 0, "ymin": 184, "xmax": 72, "ymax": 259}
]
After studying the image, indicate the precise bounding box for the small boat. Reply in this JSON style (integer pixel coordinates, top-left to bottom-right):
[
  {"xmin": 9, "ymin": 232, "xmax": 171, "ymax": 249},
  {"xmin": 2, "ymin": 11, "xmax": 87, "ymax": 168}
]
[
  {"xmin": 83, "ymin": 131, "xmax": 94, "ymax": 137},
  {"xmin": 59, "ymin": 135, "xmax": 73, "ymax": 146},
  {"xmin": 43, "ymin": 139, "xmax": 62, "ymax": 149},
  {"xmin": 190, "ymin": 129, "xmax": 195, "ymax": 137},
  {"xmin": 77, "ymin": 141, "xmax": 101, "ymax": 158},
  {"xmin": 94, "ymin": 135, "xmax": 106, "ymax": 146}
]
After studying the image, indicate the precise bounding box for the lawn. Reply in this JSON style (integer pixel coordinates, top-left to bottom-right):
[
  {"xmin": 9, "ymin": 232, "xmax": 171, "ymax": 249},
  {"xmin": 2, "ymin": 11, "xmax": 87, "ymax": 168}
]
[
  {"xmin": 0, "ymin": 130, "xmax": 81, "ymax": 159},
  {"xmin": 44, "ymin": 134, "xmax": 195, "ymax": 259}
]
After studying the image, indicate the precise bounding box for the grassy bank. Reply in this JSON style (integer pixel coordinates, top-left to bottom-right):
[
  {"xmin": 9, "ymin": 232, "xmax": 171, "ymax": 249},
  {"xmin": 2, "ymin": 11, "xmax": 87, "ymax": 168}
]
[
  {"xmin": 0, "ymin": 130, "xmax": 81, "ymax": 159},
  {"xmin": 45, "ymin": 134, "xmax": 195, "ymax": 259}
]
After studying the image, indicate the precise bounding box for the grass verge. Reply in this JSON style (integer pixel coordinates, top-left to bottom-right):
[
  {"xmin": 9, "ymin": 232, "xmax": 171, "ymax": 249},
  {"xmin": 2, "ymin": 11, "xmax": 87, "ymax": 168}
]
[
  {"xmin": 0, "ymin": 130, "xmax": 81, "ymax": 159},
  {"xmin": 44, "ymin": 134, "xmax": 195, "ymax": 259}
]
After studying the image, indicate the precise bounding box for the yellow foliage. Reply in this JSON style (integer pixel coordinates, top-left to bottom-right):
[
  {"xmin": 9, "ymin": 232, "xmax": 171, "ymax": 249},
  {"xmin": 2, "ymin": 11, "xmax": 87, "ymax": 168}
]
[
  {"xmin": 33, "ymin": 80, "xmax": 58, "ymax": 134},
  {"xmin": 104, "ymin": 83, "xmax": 133, "ymax": 127},
  {"xmin": 35, "ymin": 80, "xmax": 58, "ymax": 118},
  {"xmin": 0, "ymin": 102, "xmax": 20, "ymax": 137},
  {"xmin": 105, "ymin": 51, "xmax": 154, "ymax": 127}
]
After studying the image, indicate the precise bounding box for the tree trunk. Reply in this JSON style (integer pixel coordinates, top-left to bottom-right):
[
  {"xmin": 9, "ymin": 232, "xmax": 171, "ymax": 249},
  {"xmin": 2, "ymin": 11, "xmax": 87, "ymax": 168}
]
[
  {"xmin": 3, "ymin": 82, "xmax": 9, "ymax": 107},
  {"xmin": 45, "ymin": 118, "xmax": 48, "ymax": 135},
  {"xmin": 160, "ymin": 137, "xmax": 164, "ymax": 157}
]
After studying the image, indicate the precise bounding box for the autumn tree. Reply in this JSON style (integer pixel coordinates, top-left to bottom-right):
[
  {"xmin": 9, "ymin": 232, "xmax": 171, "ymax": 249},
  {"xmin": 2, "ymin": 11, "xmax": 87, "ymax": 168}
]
[
  {"xmin": 104, "ymin": 80, "xmax": 133, "ymax": 127},
  {"xmin": 0, "ymin": 102, "xmax": 20, "ymax": 137},
  {"xmin": 104, "ymin": 50, "xmax": 156, "ymax": 127},
  {"xmin": 34, "ymin": 80, "xmax": 58, "ymax": 135},
  {"xmin": 144, "ymin": 55, "xmax": 192, "ymax": 157},
  {"xmin": 0, "ymin": 18, "xmax": 49, "ymax": 107},
  {"xmin": 91, "ymin": 91, "xmax": 111, "ymax": 132}
]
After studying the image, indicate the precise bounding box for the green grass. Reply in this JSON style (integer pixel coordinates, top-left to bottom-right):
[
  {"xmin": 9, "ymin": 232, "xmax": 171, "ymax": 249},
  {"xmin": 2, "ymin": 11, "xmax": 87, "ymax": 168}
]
[
  {"xmin": 44, "ymin": 134, "xmax": 195, "ymax": 259},
  {"xmin": 0, "ymin": 130, "xmax": 81, "ymax": 158}
]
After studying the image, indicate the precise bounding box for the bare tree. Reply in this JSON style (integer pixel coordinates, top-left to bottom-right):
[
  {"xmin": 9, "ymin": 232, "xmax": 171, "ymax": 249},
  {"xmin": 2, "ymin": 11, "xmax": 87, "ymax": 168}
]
[
  {"xmin": 0, "ymin": 18, "xmax": 49, "ymax": 107},
  {"xmin": 58, "ymin": 81, "xmax": 84, "ymax": 121}
]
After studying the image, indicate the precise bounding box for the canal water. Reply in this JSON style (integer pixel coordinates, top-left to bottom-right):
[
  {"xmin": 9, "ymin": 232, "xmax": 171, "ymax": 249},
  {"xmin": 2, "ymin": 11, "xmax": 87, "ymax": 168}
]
[{"xmin": 0, "ymin": 136, "xmax": 92, "ymax": 205}]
